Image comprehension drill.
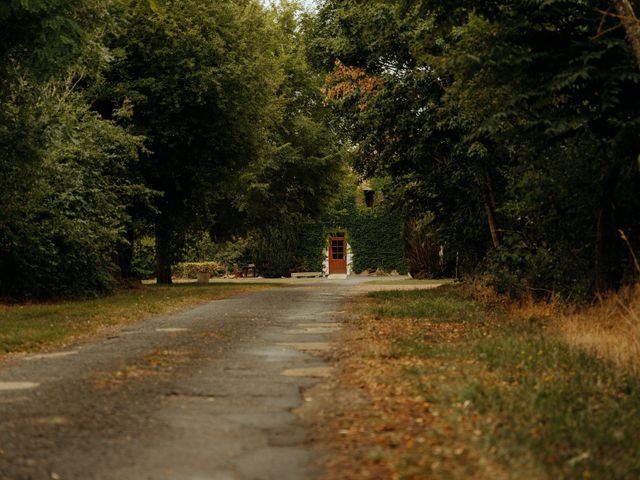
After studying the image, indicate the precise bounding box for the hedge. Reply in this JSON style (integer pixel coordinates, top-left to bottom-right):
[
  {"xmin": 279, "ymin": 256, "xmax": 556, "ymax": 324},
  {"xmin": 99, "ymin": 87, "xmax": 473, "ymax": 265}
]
[
  {"xmin": 296, "ymin": 198, "xmax": 407, "ymax": 274},
  {"xmin": 172, "ymin": 261, "xmax": 226, "ymax": 279}
]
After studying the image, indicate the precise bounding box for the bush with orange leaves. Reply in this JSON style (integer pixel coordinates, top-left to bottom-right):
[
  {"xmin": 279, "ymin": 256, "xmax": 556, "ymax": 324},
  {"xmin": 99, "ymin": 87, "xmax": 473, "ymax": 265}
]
[{"xmin": 322, "ymin": 60, "xmax": 382, "ymax": 111}]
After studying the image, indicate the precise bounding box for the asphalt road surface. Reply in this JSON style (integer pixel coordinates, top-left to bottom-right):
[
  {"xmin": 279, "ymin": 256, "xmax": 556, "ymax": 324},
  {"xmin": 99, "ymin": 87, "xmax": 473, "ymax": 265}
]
[{"xmin": 0, "ymin": 280, "xmax": 362, "ymax": 480}]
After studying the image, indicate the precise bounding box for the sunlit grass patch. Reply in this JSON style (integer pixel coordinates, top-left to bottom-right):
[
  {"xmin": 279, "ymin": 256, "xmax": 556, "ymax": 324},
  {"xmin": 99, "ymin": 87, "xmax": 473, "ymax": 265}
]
[
  {"xmin": 559, "ymin": 284, "xmax": 640, "ymax": 376},
  {"xmin": 367, "ymin": 289, "xmax": 483, "ymax": 323},
  {"xmin": 0, "ymin": 283, "xmax": 270, "ymax": 355}
]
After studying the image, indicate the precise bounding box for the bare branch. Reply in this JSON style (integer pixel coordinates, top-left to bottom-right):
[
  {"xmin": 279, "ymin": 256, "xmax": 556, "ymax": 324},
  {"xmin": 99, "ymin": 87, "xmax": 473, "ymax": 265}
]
[{"xmin": 612, "ymin": 0, "xmax": 640, "ymax": 69}]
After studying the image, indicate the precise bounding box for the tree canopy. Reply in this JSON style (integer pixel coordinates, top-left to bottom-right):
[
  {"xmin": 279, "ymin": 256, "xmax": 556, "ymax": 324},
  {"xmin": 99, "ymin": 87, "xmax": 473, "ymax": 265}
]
[
  {"xmin": 0, "ymin": 0, "xmax": 346, "ymax": 297},
  {"xmin": 309, "ymin": 0, "xmax": 640, "ymax": 298},
  {"xmin": 0, "ymin": 0, "xmax": 144, "ymax": 297},
  {"xmin": 1, "ymin": 0, "xmax": 638, "ymax": 299}
]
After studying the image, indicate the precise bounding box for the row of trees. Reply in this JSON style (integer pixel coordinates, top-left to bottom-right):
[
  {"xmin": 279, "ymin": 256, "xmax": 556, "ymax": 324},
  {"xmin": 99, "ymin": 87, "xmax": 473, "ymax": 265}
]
[
  {"xmin": 3, "ymin": 0, "xmax": 638, "ymax": 300},
  {"xmin": 308, "ymin": 0, "xmax": 640, "ymax": 299},
  {"xmin": 0, "ymin": 0, "xmax": 343, "ymax": 298}
]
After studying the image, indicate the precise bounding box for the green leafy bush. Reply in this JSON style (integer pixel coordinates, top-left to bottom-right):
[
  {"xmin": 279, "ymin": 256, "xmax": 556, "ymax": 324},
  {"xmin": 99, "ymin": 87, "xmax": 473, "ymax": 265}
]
[
  {"xmin": 251, "ymin": 228, "xmax": 301, "ymax": 278},
  {"xmin": 172, "ymin": 262, "xmax": 226, "ymax": 279},
  {"xmin": 0, "ymin": 82, "xmax": 142, "ymax": 299},
  {"xmin": 485, "ymin": 233, "xmax": 592, "ymax": 301},
  {"xmin": 131, "ymin": 237, "xmax": 156, "ymax": 279}
]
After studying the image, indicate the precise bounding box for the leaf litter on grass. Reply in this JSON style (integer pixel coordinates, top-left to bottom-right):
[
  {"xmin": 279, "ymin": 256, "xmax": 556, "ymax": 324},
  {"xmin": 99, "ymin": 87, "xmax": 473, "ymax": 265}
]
[
  {"xmin": 314, "ymin": 295, "xmax": 513, "ymax": 480},
  {"xmin": 316, "ymin": 286, "xmax": 640, "ymax": 480}
]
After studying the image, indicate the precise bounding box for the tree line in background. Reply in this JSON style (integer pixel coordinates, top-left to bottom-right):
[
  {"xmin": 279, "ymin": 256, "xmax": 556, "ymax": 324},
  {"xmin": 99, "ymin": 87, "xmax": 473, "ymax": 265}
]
[
  {"xmin": 2, "ymin": 0, "xmax": 639, "ymax": 301},
  {"xmin": 0, "ymin": 0, "xmax": 344, "ymax": 298},
  {"xmin": 308, "ymin": 0, "xmax": 640, "ymax": 299}
]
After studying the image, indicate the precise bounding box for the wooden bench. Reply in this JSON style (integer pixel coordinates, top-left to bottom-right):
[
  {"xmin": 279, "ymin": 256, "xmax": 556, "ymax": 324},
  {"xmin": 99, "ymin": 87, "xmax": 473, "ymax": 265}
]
[{"xmin": 291, "ymin": 272, "xmax": 323, "ymax": 279}]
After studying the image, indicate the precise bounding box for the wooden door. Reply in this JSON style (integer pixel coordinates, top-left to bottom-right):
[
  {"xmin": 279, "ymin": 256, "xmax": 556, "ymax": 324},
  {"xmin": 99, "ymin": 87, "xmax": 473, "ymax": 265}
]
[{"xmin": 328, "ymin": 236, "xmax": 347, "ymax": 274}]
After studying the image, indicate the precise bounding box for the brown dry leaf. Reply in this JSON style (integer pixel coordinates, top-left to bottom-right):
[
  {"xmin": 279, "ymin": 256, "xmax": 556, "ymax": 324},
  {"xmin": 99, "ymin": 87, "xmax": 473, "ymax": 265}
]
[{"xmin": 309, "ymin": 297, "xmax": 510, "ymax": 480}]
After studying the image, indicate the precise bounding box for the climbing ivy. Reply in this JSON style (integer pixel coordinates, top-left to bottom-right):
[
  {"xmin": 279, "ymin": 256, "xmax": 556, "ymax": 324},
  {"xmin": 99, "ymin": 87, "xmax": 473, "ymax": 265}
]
[
  {"xmin": 296, "ymin": 224, "xmax": 327, "ymax": 272},
  {"xmin": 297, "ymin": 197, "xmax": 407, "ymax": 274}
]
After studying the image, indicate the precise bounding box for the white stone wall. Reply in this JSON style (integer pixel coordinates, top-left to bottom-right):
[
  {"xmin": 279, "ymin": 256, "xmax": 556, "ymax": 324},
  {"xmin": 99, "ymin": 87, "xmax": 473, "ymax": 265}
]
[{"xmin": 322, "ymin": 248, "xmax": 329, "ymax": 276}]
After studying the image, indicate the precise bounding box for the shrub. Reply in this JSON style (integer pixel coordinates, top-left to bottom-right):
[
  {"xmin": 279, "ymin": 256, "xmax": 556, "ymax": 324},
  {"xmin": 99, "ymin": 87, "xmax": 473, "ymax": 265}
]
[
  {"xmin": 131, "ymin": 237, "xmax": 156, "ymax": 279},
  {"xmin": 172, "ymin": 262, "xmax": 226, "ymax": 279},
  {"xmin": 485, "ymin": 233, "xmax": 591, "ymax": 301},
  {"xmin": 251, "ymin": 228, "xmax": 300, "ymax": 278}
]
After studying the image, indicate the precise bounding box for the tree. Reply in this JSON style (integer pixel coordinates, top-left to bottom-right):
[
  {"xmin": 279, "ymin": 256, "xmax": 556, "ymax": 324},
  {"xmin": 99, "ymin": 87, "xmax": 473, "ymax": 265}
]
[
  {"xmin": 0, "ymin": 0, "xmax": 145, "ymax": 298},
  {"xmin": 238, "ymin": 1, "xmax": 347, "ymax": 276},
  {"xmin": 242, "ymin": 2, "xmax": 345, "ymax": 225},
  {"xmin": 612, "ymin": 0, "xmax": 640, "ymax": 69},
  {"xmin": 100, "ymin": 0, "xmax": 282, "ymax": 283},
  {"xmin": 309, "ymin": 1, "xmax": 498, "ymax": 274},
  {"xmin": 309, "ymin": 0, "xmax": 640, "ymax": 297},
  {"xmin": 439, "ymin": 0, "xmax": 640, "ymax": 294}
]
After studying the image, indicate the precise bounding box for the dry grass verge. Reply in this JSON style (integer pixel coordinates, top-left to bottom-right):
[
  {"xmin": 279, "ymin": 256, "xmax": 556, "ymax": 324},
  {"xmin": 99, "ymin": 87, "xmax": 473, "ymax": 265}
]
[
  {"xmin": 315, "ymin": 285, "xmax": 640, "ymax": 479},
  {"xmin": 0, "ymin": 283, "xmax": 271, "ymax": 356},
  {"xmin": 558, "ymin": 284, "xmax": 640, "ymax": 375},
  {"xmin": 316, "ymin": 293, "xmax": 511, "ymax": 480},
  {"xmin": 461, "ymin": 280, "xmax": 640, "ymax": 376}
]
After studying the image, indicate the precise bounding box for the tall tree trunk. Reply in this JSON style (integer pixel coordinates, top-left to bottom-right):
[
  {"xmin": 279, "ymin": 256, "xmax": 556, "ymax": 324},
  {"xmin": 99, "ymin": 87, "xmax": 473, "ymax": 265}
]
[
  {"xmin": 594, "ymin": 170, "xmax": 620, "ymax": 293},
  {"xmin": 155, "ymin": 220, "xmax": 173, "ymax": 285},
  {"xmin": 613, "ymin": 0, "xmax": 640, "ymax": 69},
  {"xmin": 481, "ymin": 173, "xmax": 501, "ymax": 249},
  {"xmin": 595, "ymin": 203, "xmax": 616, "ymax": 293}
]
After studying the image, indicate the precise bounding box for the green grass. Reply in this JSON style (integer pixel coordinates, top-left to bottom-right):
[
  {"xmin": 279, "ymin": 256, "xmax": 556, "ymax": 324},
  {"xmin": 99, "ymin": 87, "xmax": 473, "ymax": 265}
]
[
  {"xmin": 0, "ymin": 283, "xmax": 270, "ymax": 355},
  {"xmin": 365, "ymin": 279, "xmax": 453, "ymax": 286},
  {"xmin": 468, "ymin": 329, "xmax": 640, "ymax": 479},
  {"xmin": 365, "ymin": 287, "xmax": 640, "ymax": 479},
  {"xmin": 368, "ymin": 289, "xmax": 483, "ymax": 323}
]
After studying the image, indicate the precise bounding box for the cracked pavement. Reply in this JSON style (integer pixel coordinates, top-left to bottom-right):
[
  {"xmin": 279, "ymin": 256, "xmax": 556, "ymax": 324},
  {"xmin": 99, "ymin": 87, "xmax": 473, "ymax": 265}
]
[{"xmin": 0, "ymin": 280, "xmax": 365, "ymax": 480}]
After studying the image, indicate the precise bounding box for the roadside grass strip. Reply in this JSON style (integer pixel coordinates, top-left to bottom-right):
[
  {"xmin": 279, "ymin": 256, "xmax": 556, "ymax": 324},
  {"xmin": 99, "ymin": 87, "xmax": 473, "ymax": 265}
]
[
  {"xmin": 469, "ymin": 324, "xmax": 640, "ymax": 479},
  {"xmin": 326, "ymin": 287, "xmax": 640, "ymax": 479},
  {"xmin": 0, "ymin": 283, "xmax": 270, "ymax": 355},
  {"xmin": 368, "ymin": 289, "xmax": 483, "ymax": 323}
]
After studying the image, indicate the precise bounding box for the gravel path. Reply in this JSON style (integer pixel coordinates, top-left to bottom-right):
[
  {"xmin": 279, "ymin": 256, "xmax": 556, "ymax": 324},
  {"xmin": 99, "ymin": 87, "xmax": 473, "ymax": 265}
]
[
  {"xmin": 0, "ymin": 278, "xmax": 444, "ymax": 480},
  {"xmin": 0, "ymin": 284, "xmax": 347, "ymax": 479}
]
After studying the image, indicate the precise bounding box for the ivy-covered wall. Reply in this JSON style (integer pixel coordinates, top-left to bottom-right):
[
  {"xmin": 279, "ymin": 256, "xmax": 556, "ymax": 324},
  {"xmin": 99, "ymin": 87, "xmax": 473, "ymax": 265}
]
[{"xmin": 297, "ymin": 198, "xmax": 407, "ymax": 274}]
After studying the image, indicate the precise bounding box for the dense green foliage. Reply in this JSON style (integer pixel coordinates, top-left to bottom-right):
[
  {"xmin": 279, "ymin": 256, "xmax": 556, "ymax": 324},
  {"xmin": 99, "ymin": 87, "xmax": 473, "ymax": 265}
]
[
  {"xmin": 0, "ymin": 0, "xmax": 344, "ymax": 298},
  {"xmin": 3, "ymin": 0, "xmax": 638, "ymax": 298},
  {"xmin": 241, "ymin": 2, "xmax": 346, "ymax": 277},
  {"xmin": 0, "ymin": 0, "xmax": 144, "ymax": 298},
  {"xmin": 0, "ymin": 90, "xmax": 142, "ymax": 298},
  {"xmin": 309, "ymin": 0, "xmax": 640, "ymax": 298},
  {"xmin": 98, "ymin": 0, "xmax": 283, "ymax": 283},
  {"xmin": 248, "ymin": 190, "xmax": 407, "ymax": 277},
  {"xmin": 254, "ymin": 195, "xmax": 407, "ymax": 277},
  {"xmin": 328, "ymin": 198, "xmax": 406, "ymax": 274}
]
